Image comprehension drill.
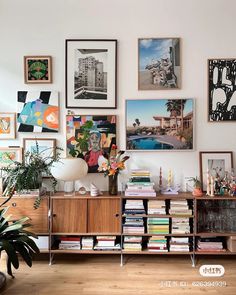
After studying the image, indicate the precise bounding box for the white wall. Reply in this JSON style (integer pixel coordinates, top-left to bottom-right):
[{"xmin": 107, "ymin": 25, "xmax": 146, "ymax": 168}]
[{"xmin": 0, "ymin": 0, "xmax": 235, "ymax": 191}]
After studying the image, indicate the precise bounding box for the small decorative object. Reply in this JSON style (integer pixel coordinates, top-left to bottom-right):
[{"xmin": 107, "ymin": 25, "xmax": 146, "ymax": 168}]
[
  {"xmin": 17, "ymin": 91, "xmax": 59, "ymax": 133},
  {"xmin": 138, "ymin": 38, "xmax": 180, "ymax": 90},
  {"xmin": 208, "ymin": 58, "xmax": 236, "ymax": 122},
  {"xmin": 51, "ymin": 158, "xmax": 88, "ymax": 196},
  {"xmin": 161, "ymin": 169, "xmax": 180, "ymax": 195},
  {"xmin": 0, "ymin": 112, "xmax": 16, "ymax": 139},
  {"xmin": 188, "ymin": 176, "xmax": 203, "ymax": 197},
  {"xmin": 66, "ymin": 115, "xmax": 116, "ymax": 173},
  {"xmin": 24, "ymin": 55, "xmax": 52, "ymax": 83},
  {"xmin": 98, "ymin": 145, "xmax": 130, "ymax": 195},
  {"xmin": 90, "ymin": 183, "xmax": 103, "ymax": 197},
  {"xmin": 199, "ymin": 151, "xmax": 233, "ymax": 192},
  {"xmin": 0, "ymin": 147, "xmax": 22, "ymax": 168},
  {"xmin": 65, "ymin": 39, "xmax": 117, "ymax": 109},
  {"xmin": 126, "ymin": 99, "xmax": 194, "ymax": 151},
  {"xmin": 159, "ymin": 166, "xmax": 162, "ymax": 191}
]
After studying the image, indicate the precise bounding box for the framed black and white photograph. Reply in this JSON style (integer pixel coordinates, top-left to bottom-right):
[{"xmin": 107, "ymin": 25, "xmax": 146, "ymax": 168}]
[
  {"xmin": 208, "ymin": 58, "xmax": 236, "ymax": 121},
  {"xmin": 199, "ymin": 151, "xmax": 233, "ymax": 191},
  {"xmin": 65, "ymin": 39, "xmax": 117, "ymax": 109}
]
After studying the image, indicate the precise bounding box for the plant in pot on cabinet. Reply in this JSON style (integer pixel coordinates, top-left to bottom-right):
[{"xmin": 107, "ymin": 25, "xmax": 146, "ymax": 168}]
[
  {"xmin": 1, "ymin": 143, "xmax": 62, "ymax": 209},
  {"xmin": 189, "ymin": 176, "xmax": 203, "ymax": 197},
  {"xmin": 98, "ymin": 145, "xmax": 130, "ymax": 195}
]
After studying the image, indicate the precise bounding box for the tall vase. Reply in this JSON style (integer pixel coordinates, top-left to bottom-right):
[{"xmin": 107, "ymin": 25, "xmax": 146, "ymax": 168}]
[{"xmin": 108, "ymin": 174, "xmax": 118, "ymax": 195}]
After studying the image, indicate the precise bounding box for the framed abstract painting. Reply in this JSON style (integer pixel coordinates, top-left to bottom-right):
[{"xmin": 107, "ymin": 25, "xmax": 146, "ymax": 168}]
[
  {"xmin": 138, "ymin": 38, "xmax": 181, "ymax": 90},
  {"xmin": 65, "ymin": 39, "xmax": 117, "ymax": 109},
  {"xmin": 0, "ymin": 147, "xmax": 23, "ymax": 167},
  {"xmin": 0, "ymin": 112, "xmax": 16, "ymax": 139},
  {"xmin": 66, "ymin": 115, "xmax": 116, "ymax": 173},
  {"xmin": 17, "ymin": 91, "xmax": 59, "ymax": 133},
  {"xmin": 126, "ymin": 99, "xmax": 194, "ymax": 151},
  {"xmin": 24, "ymin": 56, "xmax": 52, "ymax": 83},
  {"xmin": 208, "ymin": 58, "xmax": 236, "ymax": 121}
]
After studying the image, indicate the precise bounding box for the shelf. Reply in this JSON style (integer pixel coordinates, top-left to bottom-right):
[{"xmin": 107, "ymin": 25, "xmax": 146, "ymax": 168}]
[
  {"xmin": 51, "ymin": 232, "xmax": 121, "ymax": 236},
  {"xmin": 50, "ymin": 249, "xmax": 121, "ymax": 254},
  {"xmin": 195, "ymin": 250, "xmax": 236, "ymax": 255},
  {"xmin": 196, "ymin": 196, "xmax": 236, "ymax": 200},
  {"xmin": 123, "ymin": 193, "xmax": 194, "ymax": 200},
  {"xmin": 122, "ymin": 233, "xmax": 194, "ymax": 236},
  {"xmin": 122, "ymin": 250, "xmax": 193, "ymax": 255},
  {"xmin": 196, "ymin": 232, "xmax": 236, "ymax": 237},
  {"xmin": 122, "ymin": 214, "xmax": 193, "ymax": 218}
]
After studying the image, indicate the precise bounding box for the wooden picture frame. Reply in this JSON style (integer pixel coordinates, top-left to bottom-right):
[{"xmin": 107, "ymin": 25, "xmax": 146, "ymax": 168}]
[
  {"xmin": 65, "ymin": 39, "xmax": 117, "ymax": 109},
  {"xmin": 0, "ymin": 147, "xmax": 23, "ymax": 167},
  {"xmin": 126, "ymin": 98, "xmax": 194, "ymax": 151},
  {"xmin": 208, "ymin": 58, "xmax": 236, "ymax": 122},
  {"xmin": 66, "ymin": 115, "xmax": 116, "ymax": 173},
  {"xmin": 199, "ymin": 151, "xmax": 233, "ymax": 191},
  {"xmin": 138, "ymin": 38, "xmax": 181, "ymax": 90},
  {"xmin": 24, "ymin": 55, "xmax": 52, "ymax": 83},
  {"xmin": 0, "ymin": 112, "xmax": 16, "ymax": 139},
  {"xmin": 23, "ymin": 138, "xmax": 56, "ymax": 158}
]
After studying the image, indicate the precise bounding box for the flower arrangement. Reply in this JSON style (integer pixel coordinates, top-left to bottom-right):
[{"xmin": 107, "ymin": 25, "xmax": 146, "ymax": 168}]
[{"xmin": 98, "ymin": 145, "xmax": 129, "ymax": 176}]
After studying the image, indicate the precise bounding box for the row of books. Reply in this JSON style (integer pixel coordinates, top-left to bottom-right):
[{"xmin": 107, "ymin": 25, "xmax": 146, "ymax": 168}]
[
  {"xmin": 197, "ymin": 237, "xmax": 226, "ymax": 252},
  {"xmin": 169, "ymin": 199, "xmax": 192, "ymax": 216}
]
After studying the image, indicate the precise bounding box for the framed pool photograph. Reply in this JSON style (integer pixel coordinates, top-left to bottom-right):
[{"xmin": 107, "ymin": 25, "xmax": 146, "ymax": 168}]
[
  {"xmin": 126, "ymin": 98, "xmax": 194, "ymax": 151},
  {"xmin": 138, "ymin": 38, "xmax": 181, "ymax": 90},
  {"xmin": 66, "ymin": 115, "xmax": 116, "ymax": 173},
  {"xmin": 199, "ymin": 151, "xmax": 233, "ymax": 191},
  {"xmin": 0, "ymin": 147, "xmax": 23, "ymax": 167},
  {"xmin": 24, "ymin": 56, "xmax": 52, "ymax": 83},
  {"xmin": 208, "ymin": 58, "xmax": 236, "ymax": 121},
  {"xmin": 65, "ymin": 39, "xmax": 117, "ymax": 109},
  {"xmin": 0, "ymin": 112, "xmax": 16, "ymax": 139}
]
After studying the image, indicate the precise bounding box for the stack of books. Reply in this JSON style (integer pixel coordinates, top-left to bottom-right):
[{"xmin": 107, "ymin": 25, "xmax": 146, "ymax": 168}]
[
  {"xmin": 147, "ymin": 218, "xmax": 169, "ymax": 234},
  {"xmin": 94, "ymin": 236, "xmax": 121, "ymax": 251},
  {"xmin": 123, "ymin": 236, "xmax": 142, "ymax": 251},
  {"xmin": 123, "ymin": 217, "xmax": 145, "ymax": 234},
  {"xmin": 169, "ymin": 200, "xmax": 192, "ymax": 216},
  {"xmin": 81, "ymin": 237, "xmax": 94, "ymax": 250},
  {"xmin": 148, "ymin": 200, "xmax": 166, "ymax": 214},
  {"xmin": 124, "ymin": 199, "xmax": 146, "ymax": 215},
  {"xmin": 58, "ymin": 236, "xmax": 81, "ymax": 250},
  {"xmin": 125, "ymin": 169, "xmax": 156, "ymax": 197},
  {"xmin": 169, "ymin": 237, "xmax": 190, "ymax": 252},
  {"xmin": 197, "ymin": 237, "xmax": 226, "ymax": 252},
  {"xmin": 171, "ymin": 218, "xmax": 191, "ymax": 234},
  {"xmin": 147, "ymin": 236, "xmax": 168, "ymax": 252}
]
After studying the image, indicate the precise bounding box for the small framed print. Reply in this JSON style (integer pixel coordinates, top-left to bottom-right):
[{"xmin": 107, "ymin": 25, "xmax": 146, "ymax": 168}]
[
  {"xmin": 24, "ymin": 56, "xmax": 52, "ymax": 83},
  {"xmin": 199, "ymin": 151, "xmax": 233, "ymax": 191},
  {"xmin": 208, "ymin": 58, "xmax": 236, "ymax": 121},
  {"xmin": 138, "ymin": 38, "xmax": 181, "ymax": 90},
  {"xmin": 0, "ymin": 113, "xmax": 16, "ymax": 139},
  {"xmin": 65, "ymin": 39, "xmax": 117, "ymax": 109},
  {"xmin": 0, "ymin": 147, "xmax": 22, "ymax": 167},
  {"xmin": 23, "ymin": 138, "xmax": 56, "ymax": 158}
]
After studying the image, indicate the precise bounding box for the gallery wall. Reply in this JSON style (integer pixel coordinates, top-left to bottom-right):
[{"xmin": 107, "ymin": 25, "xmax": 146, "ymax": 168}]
[{"xmin": 0, "ymin": 0, "xmax": 235, "ymax": 191}]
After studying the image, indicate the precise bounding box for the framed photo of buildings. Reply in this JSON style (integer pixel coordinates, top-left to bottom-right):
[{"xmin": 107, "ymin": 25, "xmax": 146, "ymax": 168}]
[
  {"xmin": 24, "ymin": 56, "xmax": 52, "ymax": 83},
  {"xmin": 66, "ymin": 115, "xmax": 116, "ymax": 173},
  {"xmin": 0, "ymin": 112, "xmax": 16, "ymax": 139},
  {"xmin": 199, "ymin": 151, "xmax": 233, "ymax": 191},
  {"xmin": 208, "ymin": 58, "xmax": 236, "ymax": 121},
  {"xmin": 65, "ymin": 39, "xmax": 117, "ymax": 109},
  {"xmin": 138, "ymin": 38, "xmax": 181, "ymax": 90},
  {"xmin": 0, "ymin": 147, "xmax": 22, "ymax": 167},
  {"xmin": 126, "ymin": 99, "xmax": 194, "ymax": 151}
]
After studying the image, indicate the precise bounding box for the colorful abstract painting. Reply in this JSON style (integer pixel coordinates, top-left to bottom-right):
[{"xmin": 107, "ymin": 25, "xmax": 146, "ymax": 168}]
[
  {"xmin": 17, "ymin": 91, "xmax": 59, "ymax": 132},
  {"xmin": 0, "ymin": 148, "xmax": 22, "ymax": 167},
  {"xmin": 24, "ymin": 56, "xmax": 52, "ymax": 83},
  {"xmin": 66, "ymin": 115, "xmax": 116, "ymax": 173},
  {"xmin": 0, "ymin": 113, "xmax": 15, "ymax": 139}
]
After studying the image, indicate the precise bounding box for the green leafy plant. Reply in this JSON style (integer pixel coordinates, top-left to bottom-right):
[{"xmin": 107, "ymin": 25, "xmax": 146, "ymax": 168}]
[
  {"xmin": 0, "ymin": 207, "xmax": 39, "ymax": 278},
  {"xmin": 189, "ymin": 176, "xmax": 202, "ymax": 188}
]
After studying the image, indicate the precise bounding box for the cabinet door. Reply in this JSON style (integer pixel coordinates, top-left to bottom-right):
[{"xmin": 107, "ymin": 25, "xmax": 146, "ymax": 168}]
[
  {"xmin": 88, "ymin": 198, "xmax": 120, "ymax": 233},
  {"xmin": 6, "ymin": 197, "xmax": 49, "ymax": 234},
  {"xmin": 52, "ymin": 199, "xmax": 87, "ymax": 233}
]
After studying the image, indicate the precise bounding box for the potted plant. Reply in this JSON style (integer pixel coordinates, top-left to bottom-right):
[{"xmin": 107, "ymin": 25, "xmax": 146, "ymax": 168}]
[
  {"xmin": 0, "ymin": 206, "xmax": 39, "ymax": 288},
  {"xmin": 189, "ymin": 176, "xmax": 203, "ymax": 197},
  {"xmin": 1, "ymin": 143, "xmax": 62, "ymax": 208}
]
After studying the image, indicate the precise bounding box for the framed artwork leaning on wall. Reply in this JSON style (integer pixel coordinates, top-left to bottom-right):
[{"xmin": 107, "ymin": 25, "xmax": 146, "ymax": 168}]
[
  {"xmin": 65, "ymin": 39, "xmax": 117, "ymax": 109},
  {"xmin": 208, "ymin": 58, "xmax": 236, "ymax": 121},
  {"xmin": 126, "ymin": 98, "xmax": 194, "ymax": 151},
  {"xmin": 0, "ymin": 113, "xmax": 16, "ymax": 139}
]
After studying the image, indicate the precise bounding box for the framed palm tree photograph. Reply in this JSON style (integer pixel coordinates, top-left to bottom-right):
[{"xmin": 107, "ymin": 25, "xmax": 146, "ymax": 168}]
[{"xmin": 125, "ymin": 99, "xmax": 194, "ymax": 151}]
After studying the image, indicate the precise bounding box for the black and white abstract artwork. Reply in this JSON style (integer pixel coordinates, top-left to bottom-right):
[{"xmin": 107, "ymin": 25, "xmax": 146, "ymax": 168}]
[{"xmin": 208, "ymin": 59, "xmax": 236, "ymax": 121}]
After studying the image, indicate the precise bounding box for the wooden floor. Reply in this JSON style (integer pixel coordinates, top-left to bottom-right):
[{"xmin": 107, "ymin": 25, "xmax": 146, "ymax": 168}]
[{"xmin": 1, "ymin": 255, "xmax": 236, "ymax": 295}]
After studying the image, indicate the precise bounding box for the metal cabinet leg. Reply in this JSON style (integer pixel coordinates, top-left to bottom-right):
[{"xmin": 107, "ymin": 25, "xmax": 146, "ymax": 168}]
[
  {"xmin": 190, "ymin": 254, "xmax": 195, "ymax": 267},
  {"xmin": 49, "ymin": 253, "xmax": 54, "ymax": 266},
  {"xmin": 120, "ymin": 253, "xmax": 123, "ymax": 267}
]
